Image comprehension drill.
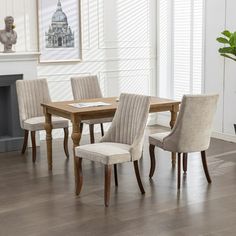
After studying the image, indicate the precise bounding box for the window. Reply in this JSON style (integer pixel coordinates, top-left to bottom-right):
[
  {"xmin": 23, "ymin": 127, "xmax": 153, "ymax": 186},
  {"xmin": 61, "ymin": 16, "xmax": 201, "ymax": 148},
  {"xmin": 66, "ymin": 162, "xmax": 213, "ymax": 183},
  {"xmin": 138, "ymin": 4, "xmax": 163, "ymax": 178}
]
[{"xmin": 158, "ymin": 0, "xmax": 204, "ymax": 100}]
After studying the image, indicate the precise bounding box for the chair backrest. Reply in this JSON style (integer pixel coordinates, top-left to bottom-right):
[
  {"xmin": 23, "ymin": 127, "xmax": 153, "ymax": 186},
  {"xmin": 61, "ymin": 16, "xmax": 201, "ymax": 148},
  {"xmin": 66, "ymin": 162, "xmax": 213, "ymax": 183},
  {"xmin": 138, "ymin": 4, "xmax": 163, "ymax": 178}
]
[
  {"xmin": 16, "ymin": 79, "xmax": 51, "ymax": 128},
  {"xmin": 101, "ymin": 93, "xmax": 151, "ymax": 161},
  {"xmin": 163, "ymin": 94, "xmax": 219, "ymax": 153},
  {"xmin": 71, "ymin": 75, "xmax": 103, "ymax": 100}
]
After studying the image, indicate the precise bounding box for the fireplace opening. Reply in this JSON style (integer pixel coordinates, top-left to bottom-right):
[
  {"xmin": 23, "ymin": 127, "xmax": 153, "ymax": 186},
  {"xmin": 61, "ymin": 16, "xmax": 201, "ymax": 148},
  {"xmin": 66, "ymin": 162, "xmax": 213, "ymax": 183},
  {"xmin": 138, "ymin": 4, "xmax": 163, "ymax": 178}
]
[
  {"xmin": 0, "ymin": 74, "xmax": 23, "ymax": 152},
  {"xmin": 0, "ymin": 86, "xmax": 11, "ymax": 137}
]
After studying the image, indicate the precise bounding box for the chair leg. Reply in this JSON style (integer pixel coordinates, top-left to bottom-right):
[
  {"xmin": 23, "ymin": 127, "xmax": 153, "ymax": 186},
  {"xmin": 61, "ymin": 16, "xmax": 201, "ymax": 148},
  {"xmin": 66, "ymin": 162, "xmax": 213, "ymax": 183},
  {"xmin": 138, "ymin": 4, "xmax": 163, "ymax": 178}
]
[
  {"xmin": 104, "ymin": 165, "xmax": 112, "ymax": 207},
  {"xmin": 31, "ymin": 131, "xmax": 36, "ymax": 163},
  {"xmin": 183, "ymin": 153, "xmax": 188, "ymax": 173},
  {"xmin": 133, "ymin": 160, "xmax": 145, "ymax": 194},
  {"xmin": 201, "ymin": 151, "xmax": 212, "ymax": 183},
  {"xmin": 149, "ymin": 144, "xmax": 156, "ymax": 178},
  {"xmin": 177, "ymin": 153, "xmax": 181, "ymax": 190},
  {"xmin": 21, "ymin": 130, "xmax": 29, "ymax": 154},
  {"xmin": 80, "ymin": 123, "xmax": 84, "ymax": 134},
  {"xmin": 89, "ymin": 124, "xmax": 95, "ymax": 144},
  {"xmin": 63, "ymin": 127, "xmax": 69, "ymax": 158},
  {"xmin": 75, "ymin": 157, "xmax": 83, "ymax": 195},
  {"xmin": 100, "ymin": 123, "xmax": 104, "ymax": 136},
  {"xmin": 172, "ymin": 154, "xmax": 176, "ymax": 167},
  {"xmin": 114, "ymin": 164, "xmax": 118, "ymax": 186}
]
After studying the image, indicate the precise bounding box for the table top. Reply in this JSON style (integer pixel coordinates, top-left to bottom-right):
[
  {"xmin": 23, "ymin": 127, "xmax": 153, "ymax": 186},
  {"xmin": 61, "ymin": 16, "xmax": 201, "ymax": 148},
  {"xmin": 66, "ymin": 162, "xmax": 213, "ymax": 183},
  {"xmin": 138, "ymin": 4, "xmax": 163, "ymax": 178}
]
[{"xmin": 42, "ymin": 97, "xmax": 180, "ymax": 119}]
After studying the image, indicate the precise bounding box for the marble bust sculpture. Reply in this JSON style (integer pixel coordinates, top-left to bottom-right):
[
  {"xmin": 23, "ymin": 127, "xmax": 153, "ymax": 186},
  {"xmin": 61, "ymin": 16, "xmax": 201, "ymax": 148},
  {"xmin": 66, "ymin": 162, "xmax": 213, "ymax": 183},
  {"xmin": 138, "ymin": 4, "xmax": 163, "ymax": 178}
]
[{"xmin": 0, "ymin": 16, "xmax": 17, "ymax": 53}]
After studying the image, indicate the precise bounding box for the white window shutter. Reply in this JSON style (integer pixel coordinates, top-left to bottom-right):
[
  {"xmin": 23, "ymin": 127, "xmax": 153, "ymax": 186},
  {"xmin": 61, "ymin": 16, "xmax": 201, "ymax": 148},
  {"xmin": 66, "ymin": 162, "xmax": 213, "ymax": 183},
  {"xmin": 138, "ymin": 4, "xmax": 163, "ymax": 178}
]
[{"xmin": 159, "ymin": 0, "xmax": 204, "ymax": 100}]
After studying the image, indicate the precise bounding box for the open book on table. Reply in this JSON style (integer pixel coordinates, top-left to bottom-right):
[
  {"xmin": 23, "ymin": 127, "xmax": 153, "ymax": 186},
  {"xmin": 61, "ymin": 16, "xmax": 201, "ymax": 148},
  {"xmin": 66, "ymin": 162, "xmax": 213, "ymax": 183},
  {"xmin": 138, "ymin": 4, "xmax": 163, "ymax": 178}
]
[{"xmin": 69, "ymin": 102, "xmax": 111, "ymax": 109}]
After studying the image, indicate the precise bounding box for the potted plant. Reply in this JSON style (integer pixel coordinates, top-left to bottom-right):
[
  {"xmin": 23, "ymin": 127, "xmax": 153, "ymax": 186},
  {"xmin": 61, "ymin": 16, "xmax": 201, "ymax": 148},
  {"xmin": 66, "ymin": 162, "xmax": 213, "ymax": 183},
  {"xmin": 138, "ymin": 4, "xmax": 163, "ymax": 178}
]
[
  {"xmin": 216, "ymin": 30, "xmax": 236, "ymax": 133},
  {"xmin": 216, "ymin": 30, "xmax": 236, "ymax": 61}
]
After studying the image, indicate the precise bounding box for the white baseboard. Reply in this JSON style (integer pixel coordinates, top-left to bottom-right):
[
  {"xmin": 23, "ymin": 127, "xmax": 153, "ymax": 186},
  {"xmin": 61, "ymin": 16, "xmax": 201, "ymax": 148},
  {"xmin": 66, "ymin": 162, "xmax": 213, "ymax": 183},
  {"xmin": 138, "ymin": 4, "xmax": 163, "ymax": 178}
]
[{"xmin": 212, "ymin": 131, "xmax": 236, "ymax": 143}]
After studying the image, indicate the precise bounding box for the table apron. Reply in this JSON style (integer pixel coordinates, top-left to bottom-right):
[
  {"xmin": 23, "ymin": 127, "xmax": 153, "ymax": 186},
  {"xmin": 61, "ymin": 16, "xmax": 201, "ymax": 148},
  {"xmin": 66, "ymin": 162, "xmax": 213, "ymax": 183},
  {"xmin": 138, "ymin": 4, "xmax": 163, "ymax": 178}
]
[{"xmin": 45, "ymin": 106, "xmax": 178, "ymax": 122}]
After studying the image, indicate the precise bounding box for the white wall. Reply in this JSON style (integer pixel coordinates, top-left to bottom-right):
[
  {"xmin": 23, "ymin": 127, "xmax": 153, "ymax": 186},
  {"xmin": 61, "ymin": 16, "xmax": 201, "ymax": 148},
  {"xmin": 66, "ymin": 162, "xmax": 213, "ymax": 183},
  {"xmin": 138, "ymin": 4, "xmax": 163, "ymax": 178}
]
[
  {"xmin": 205, "ymin": 0, "xmax": 236, "ymax": 142},
  {"xmin": 0, "ymin": 0, "xmax": 157, "ymax": 137}
]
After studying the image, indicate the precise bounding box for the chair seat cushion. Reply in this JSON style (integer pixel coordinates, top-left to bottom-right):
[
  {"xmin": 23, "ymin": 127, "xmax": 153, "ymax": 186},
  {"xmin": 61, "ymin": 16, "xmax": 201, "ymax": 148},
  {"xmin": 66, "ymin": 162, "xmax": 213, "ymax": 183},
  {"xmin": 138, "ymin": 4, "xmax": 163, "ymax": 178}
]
[
  {"xmin": 149, "ymin": 132, "xmax": 170, "ymax": 148},
  {"xmin": 82, "ymin": 117, "xmax": 113, "ymax": 125},
  {"xmin": 23, "ymin": 116, "xmax": 68, "ymax": 131},
  {"xmin": 75, "ymin": 142, "xmax": 131, "ymax": 165}
]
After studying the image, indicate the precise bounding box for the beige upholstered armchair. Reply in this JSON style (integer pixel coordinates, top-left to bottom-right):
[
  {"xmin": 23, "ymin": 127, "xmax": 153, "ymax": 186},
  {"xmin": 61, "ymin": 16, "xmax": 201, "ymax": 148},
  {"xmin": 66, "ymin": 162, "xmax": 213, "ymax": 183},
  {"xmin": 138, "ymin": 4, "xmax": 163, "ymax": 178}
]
[
  {"xmin": 149, "ymin": 94, "xmax": 218, "ymax": 189},
  {"xmin": 71, "ymin": 75, "xmax": 113, "ymax": 143},
  {"xmin": 74, "ymin": 93, "xmax": 151, "ymax": 206},
  {"xmin": 16, "ymin": 79, "xmax": 69, "ymax": 162}
]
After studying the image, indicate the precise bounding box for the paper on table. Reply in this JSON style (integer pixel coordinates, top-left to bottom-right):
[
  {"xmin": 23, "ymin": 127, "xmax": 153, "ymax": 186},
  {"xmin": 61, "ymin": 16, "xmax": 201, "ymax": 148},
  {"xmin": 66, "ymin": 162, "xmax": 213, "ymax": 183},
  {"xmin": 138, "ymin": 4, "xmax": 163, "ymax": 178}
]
[{"xmin": 69, "ymin": 102, "xmax": 111, "ymax": 108}]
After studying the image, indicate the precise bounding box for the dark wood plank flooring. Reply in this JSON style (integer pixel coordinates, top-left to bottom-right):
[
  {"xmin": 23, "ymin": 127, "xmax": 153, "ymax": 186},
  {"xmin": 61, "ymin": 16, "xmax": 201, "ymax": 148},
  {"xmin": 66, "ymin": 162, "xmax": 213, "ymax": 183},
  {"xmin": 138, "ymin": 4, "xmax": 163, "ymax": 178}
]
[{"xmin": 1, "ymin": 125, "xmax": 236, "ymax": 236}]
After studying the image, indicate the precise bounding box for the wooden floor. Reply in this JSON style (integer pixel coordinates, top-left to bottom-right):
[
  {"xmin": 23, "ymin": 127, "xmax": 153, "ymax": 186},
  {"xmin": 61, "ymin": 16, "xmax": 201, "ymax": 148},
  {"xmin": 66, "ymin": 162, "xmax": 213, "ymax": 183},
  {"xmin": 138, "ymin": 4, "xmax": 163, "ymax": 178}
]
[{"xmin": 1, "ymin": 125, "xmax": 236, "ymax": 236}]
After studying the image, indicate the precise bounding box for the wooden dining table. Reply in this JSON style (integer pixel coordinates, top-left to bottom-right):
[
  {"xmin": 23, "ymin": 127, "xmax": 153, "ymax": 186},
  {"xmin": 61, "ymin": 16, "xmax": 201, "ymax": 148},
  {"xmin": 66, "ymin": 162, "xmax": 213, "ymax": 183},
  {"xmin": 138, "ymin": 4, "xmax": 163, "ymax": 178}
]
[{"xmin": 41, "ymin": 97, "xmax": 180, "ymax": 171}]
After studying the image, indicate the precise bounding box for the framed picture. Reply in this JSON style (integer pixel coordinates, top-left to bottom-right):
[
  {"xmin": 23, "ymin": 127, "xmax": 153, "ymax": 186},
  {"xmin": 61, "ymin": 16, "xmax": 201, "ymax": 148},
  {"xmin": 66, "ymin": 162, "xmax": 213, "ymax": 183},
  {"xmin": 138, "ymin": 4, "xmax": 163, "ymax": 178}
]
[{"xmin": 37, "ymin": 0, "xmax": 82, "ymax": 63}]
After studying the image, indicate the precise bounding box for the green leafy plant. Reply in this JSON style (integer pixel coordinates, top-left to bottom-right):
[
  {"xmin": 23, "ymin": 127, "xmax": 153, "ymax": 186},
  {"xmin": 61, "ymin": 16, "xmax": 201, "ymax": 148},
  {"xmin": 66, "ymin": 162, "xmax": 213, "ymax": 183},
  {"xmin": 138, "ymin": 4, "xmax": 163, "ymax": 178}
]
[{"xmin": 216, "ymin": 30, "xmax": 236, "ymax": 61}]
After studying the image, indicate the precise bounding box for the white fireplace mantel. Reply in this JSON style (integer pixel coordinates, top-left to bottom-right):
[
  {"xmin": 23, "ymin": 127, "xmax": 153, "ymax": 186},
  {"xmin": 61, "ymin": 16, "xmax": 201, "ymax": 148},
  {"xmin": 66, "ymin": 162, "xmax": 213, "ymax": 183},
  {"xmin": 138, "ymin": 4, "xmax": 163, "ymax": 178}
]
[
  {"xmin": 0, "ymin": 52, "xmax": 40, "ymax": 61},
  {"xmin": 0, "ymin": 52, "xmax": 40, "ymax": 80}
]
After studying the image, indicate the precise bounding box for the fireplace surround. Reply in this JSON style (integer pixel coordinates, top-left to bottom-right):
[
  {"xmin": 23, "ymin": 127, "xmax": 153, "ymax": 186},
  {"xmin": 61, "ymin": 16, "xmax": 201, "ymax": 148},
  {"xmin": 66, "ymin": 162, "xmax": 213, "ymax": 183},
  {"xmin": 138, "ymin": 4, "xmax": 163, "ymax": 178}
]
[
  {"xmin": 0, "ymin": 74, "xmax": 24, "ymax": 152},
  {"xmin": 0, "ymin": 52, "xmax": 40, "ymax": 152}
]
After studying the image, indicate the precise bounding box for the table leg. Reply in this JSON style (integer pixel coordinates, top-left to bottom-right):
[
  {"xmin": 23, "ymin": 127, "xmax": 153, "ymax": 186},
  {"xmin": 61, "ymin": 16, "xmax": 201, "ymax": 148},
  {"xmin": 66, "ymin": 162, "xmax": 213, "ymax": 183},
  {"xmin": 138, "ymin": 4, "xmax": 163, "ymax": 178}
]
[
  {"xmin": 44, "ymin": 109, "xmax": 53, "ymax": 170},
  {"xmin": 71, "ymin": 115, "xmax": 82, "ymax": 194},
  {"xmin": 170, "ymin": 105, "xmax": 179, "ymax": 167}
]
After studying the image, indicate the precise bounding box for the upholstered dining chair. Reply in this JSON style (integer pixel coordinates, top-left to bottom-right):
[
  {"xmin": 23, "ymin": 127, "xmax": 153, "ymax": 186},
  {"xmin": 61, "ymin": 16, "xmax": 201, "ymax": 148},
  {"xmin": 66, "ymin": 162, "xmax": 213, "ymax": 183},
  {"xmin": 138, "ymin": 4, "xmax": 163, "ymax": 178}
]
[
  {"xmin": 149, "ymin": 94, "xmax": 218, "ymax": 189},
  {"xmin": 74, "ymin": 93, "xmax": 151, "ymax": 206},
  {"xmin": 16, "ymin": 79, "xmax": 69, "ymax": 162},
  {"xmin": 71, "ymin": 75, "xmax": 113, "ymax": 143}
]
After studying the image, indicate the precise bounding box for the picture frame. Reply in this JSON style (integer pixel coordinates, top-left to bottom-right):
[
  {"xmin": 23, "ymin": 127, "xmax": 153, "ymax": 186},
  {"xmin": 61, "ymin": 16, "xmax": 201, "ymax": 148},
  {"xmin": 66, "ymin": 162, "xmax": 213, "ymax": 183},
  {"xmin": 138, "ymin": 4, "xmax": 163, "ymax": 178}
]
[{"xmin": 37, "ymin": 0, "xmax": 82, "ymax": 63}]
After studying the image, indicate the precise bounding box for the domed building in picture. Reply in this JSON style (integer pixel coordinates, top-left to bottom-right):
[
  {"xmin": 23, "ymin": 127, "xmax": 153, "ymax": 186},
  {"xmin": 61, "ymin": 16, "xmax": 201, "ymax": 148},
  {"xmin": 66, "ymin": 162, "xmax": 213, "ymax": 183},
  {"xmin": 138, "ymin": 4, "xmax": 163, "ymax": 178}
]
[{"xmin": 45, "ymin": 0, "xmax": 74, "ymax": 48}]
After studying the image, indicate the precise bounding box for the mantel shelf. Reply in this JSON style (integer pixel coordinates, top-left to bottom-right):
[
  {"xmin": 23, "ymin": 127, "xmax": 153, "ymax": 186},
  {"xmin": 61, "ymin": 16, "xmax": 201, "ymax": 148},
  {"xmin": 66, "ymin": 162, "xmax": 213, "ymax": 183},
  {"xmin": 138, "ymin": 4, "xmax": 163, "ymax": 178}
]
[{"xmin": 0, "ymin": 52, "xmax": 40, "ymax": 62}]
